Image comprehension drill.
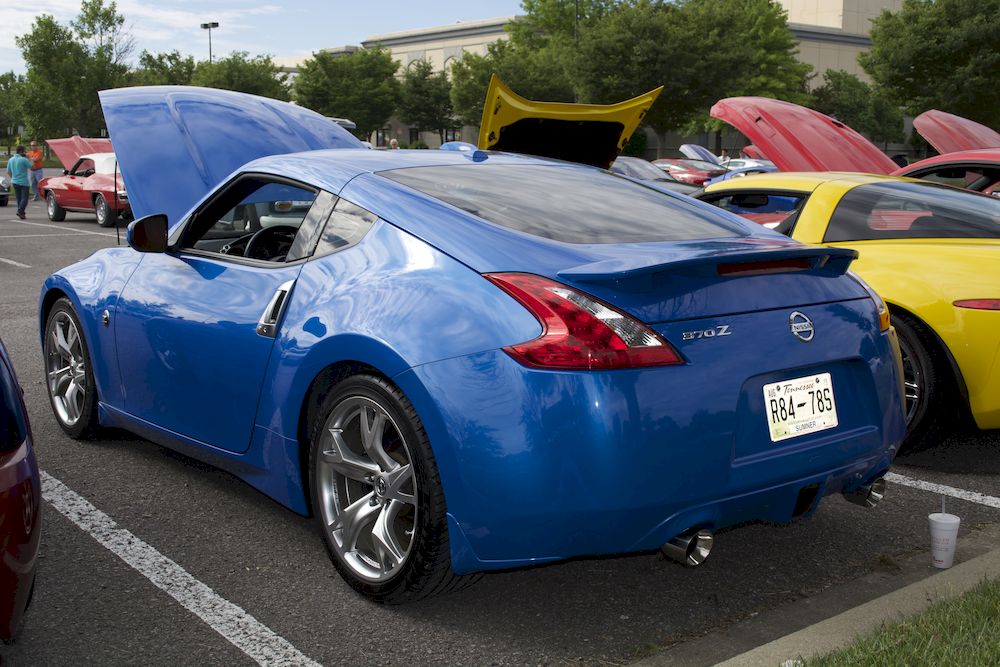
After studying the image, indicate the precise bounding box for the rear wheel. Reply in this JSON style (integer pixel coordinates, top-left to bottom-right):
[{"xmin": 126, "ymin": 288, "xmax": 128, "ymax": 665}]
[
  {"xmin": 95, "ymin": 195, "xmax": 117, "ymax": 227},
  {"xmin": 44, "ymin": 298, "xmax": 99, "ymax": 438},
  {"xmin": 46, "ymin": 192, "xmax": 66, "ymax": 221},
  {"xmin": 309, "ymin": 374, "xmax": 474, "ymax": 603},
  {"xmin": 894, "ymin": 313, "xmax": 955, "ymax": 453}
]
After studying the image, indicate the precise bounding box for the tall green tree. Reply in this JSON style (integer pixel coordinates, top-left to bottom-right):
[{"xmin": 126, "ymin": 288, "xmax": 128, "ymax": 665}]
[
  {"xmin": 191, "ymin": 52, "xmax": 291, "ymax": 101},
  {"xmin": 860, "ymin": 0, "xmax": 1000, "ymax": 129},
  {"xmin": 810, "ymin": 70, "xmax": 903, "ymax": 147},
  {"xmin": 0, "ymin": 72, "xmax": 26, "ymax": 151},
  {"xmin": 133, "ymin": 51, "xmax": 196, "ymax": 86},
  {"xmin": 294, "ymin": 47, "xmax": 401, "ymax": 138},
  {"xmin": 15, "ymin": 15, "xmax": 89, "ymax": 138},
  {"xmin": 450, "ymin": 39, "xmax": 574, "ymax": 128},
  {"xmin": 399, "ymin": 60, "xmax": 454, "ymax": 144}
]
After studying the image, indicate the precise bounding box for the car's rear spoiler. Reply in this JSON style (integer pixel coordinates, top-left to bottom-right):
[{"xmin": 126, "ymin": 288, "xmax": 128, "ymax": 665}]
[{"xmin": 558, "ymin": 244, "xmax": 858, "ymax": 284}]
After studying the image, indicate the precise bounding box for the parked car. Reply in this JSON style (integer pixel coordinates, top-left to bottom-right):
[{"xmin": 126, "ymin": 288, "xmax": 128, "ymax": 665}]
[
  {"xmin": 610, "ymin": 156, "xmax": 700, "ymax": 194},
  {"xmin": 698, "ymin": 172, "xmax": 1000, "ymax": 451},
  {"xmin": 705, "ymin": 163, "xmax": 779, "ymax": 186},
  {"xmin": 710, "ymin": 97, "xmax": 1000, "ymax": 194},
  {"xmin": 41, "ymin": 85, "xmax": 905, "ymax": 603},
  {"xmin": 0, "ymin": 336, "xmax": 41, "ymax": 642},
  {"xmin": 40, "ymin": 138, "xmax": 131, "ymax": 226},
  {"xmin": 653, "ymin": 158, "xmax": 728, "ymax": 185}
]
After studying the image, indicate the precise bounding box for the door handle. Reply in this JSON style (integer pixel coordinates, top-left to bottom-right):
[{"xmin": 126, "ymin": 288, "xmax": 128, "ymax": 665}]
[{"xmin": 256, "ymin": 280, "xmax": 295, "ymax": 338}]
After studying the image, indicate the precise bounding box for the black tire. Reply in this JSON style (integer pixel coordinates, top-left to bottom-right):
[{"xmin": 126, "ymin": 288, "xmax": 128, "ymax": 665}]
[
  {"xmin": 46, "ymin": 192, "xmax": 66, "ymax": 222},
  {"xmin": 43, "ymin": 298, "xmax": 99, "ymax": 438},
  {"xmin": 894, "ymin": 312, "xmax": 956, "ymax": 453},
  {"xmin": 308, "ymin": 374, "xmax": 476, "ymax": 603},
  {"xmin": 95, "ymin": 195, "xmax": 118, "ymax": 227},
  {"xmin": 0, "ymin": 195, "xmax": 8, "ymax": 207}
]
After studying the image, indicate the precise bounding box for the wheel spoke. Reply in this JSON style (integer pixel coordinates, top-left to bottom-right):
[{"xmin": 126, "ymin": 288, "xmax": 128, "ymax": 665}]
[
  {"xmin": 382, "ymin": 464, "xmax": 415, "ymax": 505},
  {"xmin": 323, "ymin": 428, "xmax": 380, "ymax": 482},
  {"xmin": 63, "ymin": 380, "xmax": 82, "ymax": 422},
  {"xmin": 360, "ymin": 406, "xmax": 396, "ymax": 471},
  {"xmin": 371, "ymin": 500, "xmax": 406, "ymax": 571},
  {"xmin": 53, "ymin": 324, "xmax": 73, "ymax": 359},
  {"xmin": 330, "ymin": 492, "xmax": 379, "ymax": 552},
  {"xmin": 49, "ymin": 365, "xmax": 72, "ymax": 391}
]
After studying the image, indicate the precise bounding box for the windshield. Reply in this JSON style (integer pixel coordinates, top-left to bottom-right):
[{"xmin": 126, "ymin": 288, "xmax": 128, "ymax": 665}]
[
  {"xmin": 683, "ymin": 159, "xmax": 726, "ymax": 171},
  {"xmin": 824, "ymin": 181, "xmax": 1000, "ymax": 242},
  {"xmin": 381, "ymin": 163, "xmax": 745, "ymax": 244},
  {"xmin": 611, "ymin": 157, "xmax": 672, "ymax": 180}
]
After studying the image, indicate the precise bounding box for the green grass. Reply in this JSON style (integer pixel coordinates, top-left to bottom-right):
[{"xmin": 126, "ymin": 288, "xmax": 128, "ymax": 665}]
[{"xmin": 804, "ymin": 577, "xmax": 1000, "ymax": 666}]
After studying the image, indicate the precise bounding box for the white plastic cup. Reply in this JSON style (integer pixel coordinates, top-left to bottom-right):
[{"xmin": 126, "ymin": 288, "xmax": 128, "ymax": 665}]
[{"xmin": 928, "ymin": 512, "xmax": 960, "ymax": 569}]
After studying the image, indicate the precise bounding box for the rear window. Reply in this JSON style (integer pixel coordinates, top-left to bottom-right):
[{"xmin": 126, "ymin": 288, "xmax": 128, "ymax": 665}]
[
  {"xmin": 824, "ymin": 181, "xmax": 1000, "ymax": 242},
  {"xmin": 0, "ymin": 358, "xmax": 27, "ymax": 452},
  {"xmin": 704, "ymin": 192, "xmax": 807, "ymax": 230},
  {"xmin": 380, "ymin": 164, "xmax": 743, "ymax": 244}
]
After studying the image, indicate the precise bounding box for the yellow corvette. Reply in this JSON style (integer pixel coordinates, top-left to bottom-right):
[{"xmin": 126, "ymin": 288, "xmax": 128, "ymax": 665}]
[{"xmin": 699, "ymin": 173, "xmax": 1000, "ymax": 449}]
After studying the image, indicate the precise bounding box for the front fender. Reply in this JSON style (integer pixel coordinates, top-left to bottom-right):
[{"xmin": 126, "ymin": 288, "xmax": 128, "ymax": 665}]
[{"xmin": 39, "ymin": 248, "xmax": 144, "ymax": 411}]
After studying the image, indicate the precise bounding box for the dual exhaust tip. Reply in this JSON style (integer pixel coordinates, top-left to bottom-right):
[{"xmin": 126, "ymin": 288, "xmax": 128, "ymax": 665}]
[{"xmin": 661, "ymin": 477, "xmax": 887, "ymax": 566}]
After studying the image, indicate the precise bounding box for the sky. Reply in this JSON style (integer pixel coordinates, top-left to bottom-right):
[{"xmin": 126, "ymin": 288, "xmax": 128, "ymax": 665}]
[{"xmin": 0, "ymin": 0, "xmax": 525, "ymax": 74}]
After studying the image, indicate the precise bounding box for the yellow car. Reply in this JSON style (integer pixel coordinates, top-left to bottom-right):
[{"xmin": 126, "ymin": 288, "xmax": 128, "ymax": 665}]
[{"xmin": 699, "ymin": 173, "xmax": 1000, "ymax": 450}]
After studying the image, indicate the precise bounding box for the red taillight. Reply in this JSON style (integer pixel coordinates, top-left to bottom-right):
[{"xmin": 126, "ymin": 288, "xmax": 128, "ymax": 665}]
[
  {"xmin": 953, "ymin": 299, "xmax": 1000, "ymax": 311},
  {"xmin": 717, "ymin": 258, "xmax": 811, "ymax": 276},
  {"xmin": 483, "ymin": 273, "xmax": 683, "ymax": 370}
]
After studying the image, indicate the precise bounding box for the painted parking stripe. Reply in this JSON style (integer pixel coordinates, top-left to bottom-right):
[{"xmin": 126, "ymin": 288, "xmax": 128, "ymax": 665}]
[
  {"xmin": 15, "ymin": 219, "xmax": 119, "ymax": 238},
  {"xmin": 41, "ymin": 471, "xmax": 323, "ymax": 667},
  {"xmin": 0, "ymin": 233, "xmax": 95, "ymax": 239},
  {"xmin": 886, "ymin": 472, "xmax": 1000, "ymax": 510},
  {"xmin": 0, "ymin": 256, "xmax": 31, "ymax": 268}
]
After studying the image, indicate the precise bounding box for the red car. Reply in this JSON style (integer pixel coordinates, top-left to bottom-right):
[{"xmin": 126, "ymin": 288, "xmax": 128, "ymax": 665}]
[
  {"xmin": 652, "ymin": 158, "xmax": 727, "ymax": 185},
  {"xmin": 710, "ymin": 98, "xmax": 1000, "ymax": 194},
  {"xmin": 0, "ymin": 336, "xmax": 40, "ymax": 642},
  {"xmin": 40, "ymin": 137, "xmax": 131, "ymax": 227}
]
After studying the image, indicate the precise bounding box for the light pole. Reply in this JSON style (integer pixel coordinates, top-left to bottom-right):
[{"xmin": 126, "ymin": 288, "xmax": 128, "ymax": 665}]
[{"xmin": 200, "ymin": 22, "xmax": 219, "ymax": 63}]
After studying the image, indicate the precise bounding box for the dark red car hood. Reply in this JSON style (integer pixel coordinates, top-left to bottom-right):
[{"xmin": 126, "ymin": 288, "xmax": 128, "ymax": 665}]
[
  {"xmin": 45, "ymin": 137, "xmax": 114, "ymax": 170},
  {"xmin": 913, "ymin": 110, "xmax": 1000, "ymax": 154},
  {"xmin": 710, "ymin": 97, "xmax": 899, "ymax": 174}
]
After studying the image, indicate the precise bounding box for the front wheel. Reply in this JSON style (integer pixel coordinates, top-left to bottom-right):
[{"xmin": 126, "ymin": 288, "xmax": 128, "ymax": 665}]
[
  {"xmin": 309, "ymin": 374, "xmax": 473, "ymax": 603},
  {"xmin": 44, "ymin": 298, "xmax": 99, "ymax": 438},
  {"xmin": 46, "ymin": 192, "xmax": 66, "ymax": 222},
  {"xmin": 95, "ymin": 195, "xmax": 117, "ymax": 227},
  {"xmin": 894, "ymin": 313, "xmax": 955, "ymax": 453}
]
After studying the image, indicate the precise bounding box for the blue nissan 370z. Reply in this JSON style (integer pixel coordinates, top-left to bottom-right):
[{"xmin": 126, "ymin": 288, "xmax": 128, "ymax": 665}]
[{"xmin": 39, "ymin": 86, "xmax": 905, "ymax": 603}]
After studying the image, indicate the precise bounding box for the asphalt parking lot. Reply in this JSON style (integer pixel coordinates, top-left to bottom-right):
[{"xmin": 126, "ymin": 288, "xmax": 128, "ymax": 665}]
[{"xmin": 2, "ymin": 198, "xmax": 999, "ymax": 666}]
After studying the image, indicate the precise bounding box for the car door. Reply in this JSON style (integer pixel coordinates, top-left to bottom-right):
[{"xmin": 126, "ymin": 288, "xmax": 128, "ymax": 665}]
[
  {"xmin": 114, "ymin": 175, "xmax": 333, "ymax": 454},
  {"xmin": 63, "ymin": 158, "xmax": 95, "ymax": 208}
]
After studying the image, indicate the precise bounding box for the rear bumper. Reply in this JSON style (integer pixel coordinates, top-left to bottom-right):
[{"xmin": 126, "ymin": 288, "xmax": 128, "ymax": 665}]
[{"xmin": 398, "ymin": 314, "xmax": 905, "ymax": 574}]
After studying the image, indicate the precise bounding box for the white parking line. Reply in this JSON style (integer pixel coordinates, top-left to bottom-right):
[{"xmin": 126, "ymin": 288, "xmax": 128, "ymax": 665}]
[
  {"xmin": 0, "ymin": 233, "xmax": 88, "ymax": 239},
  {"xmin": 41, "ymin": 471, "xmax": 323, "ymax": 667},
  {"xmin": 886, "ymin": 472, "xmax": 1000, "ymax": 509},
  {"xmin": 0, "ymin": 256, "xmax": 31, "ymax": 268},
  {"xmin": 14, "ymin": 219, "xmax": 119, "ymax": 238}
]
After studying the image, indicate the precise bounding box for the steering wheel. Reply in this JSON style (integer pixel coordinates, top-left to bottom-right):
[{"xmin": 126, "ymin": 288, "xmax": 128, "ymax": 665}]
[{"xmin": 244, "ymin": 225, "xmax": 298, "ymax": 261}]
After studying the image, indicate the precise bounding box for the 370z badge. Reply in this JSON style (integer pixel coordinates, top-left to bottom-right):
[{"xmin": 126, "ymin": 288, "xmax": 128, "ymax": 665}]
[{"xmin": 682, "ymin": 325, "xmax": 732, "ymax": 341}]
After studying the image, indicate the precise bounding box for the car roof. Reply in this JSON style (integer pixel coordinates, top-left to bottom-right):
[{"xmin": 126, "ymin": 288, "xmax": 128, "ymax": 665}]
[{"xmin": 898, "ymin": 148, "xmax": 1000, "ymax": 172}]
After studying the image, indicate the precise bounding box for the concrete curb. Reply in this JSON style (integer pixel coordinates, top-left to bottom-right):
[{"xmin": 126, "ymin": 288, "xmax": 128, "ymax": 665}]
[{"xmin": 716, "ymin": 546, "xmax": 1000, "ymax": 666}]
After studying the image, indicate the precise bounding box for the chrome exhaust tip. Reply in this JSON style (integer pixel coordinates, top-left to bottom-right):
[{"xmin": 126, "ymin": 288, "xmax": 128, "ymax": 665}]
[
  {"xmin": 661, "ymin": 528, "xmax": 714, "ymax": 566},
  {"xmin": 843, "ymin": 477, "xmax": 887, "ymax": 508}
]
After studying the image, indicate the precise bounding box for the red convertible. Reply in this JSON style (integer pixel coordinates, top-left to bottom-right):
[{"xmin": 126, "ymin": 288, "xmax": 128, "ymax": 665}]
[{"xmin": 40, "ymin": 137, "xmax": 131, "ymax": 226}]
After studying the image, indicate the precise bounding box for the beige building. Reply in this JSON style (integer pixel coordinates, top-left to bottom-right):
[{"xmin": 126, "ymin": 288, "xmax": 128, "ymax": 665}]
[{"xmin": 283, "ymin": 1, "xmax": 899, "ymax": 148}]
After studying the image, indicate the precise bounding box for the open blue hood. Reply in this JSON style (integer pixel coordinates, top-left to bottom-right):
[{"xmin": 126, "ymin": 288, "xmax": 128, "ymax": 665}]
[
  {"xmin": 99, "ymin": 86, "xmax": 364, "ymax": 227},
  {"xmin": 679, "ymin": 144, "xmax": 720, "ymax": 165}
]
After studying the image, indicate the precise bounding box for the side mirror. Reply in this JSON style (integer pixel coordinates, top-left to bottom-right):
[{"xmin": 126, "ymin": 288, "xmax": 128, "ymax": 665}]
[{"xmin": 127, "ymin": 214, "xmax": 169, "ymax": 253}]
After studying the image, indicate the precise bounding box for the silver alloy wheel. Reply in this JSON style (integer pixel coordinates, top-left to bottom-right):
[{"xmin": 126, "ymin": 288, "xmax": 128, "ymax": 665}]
[
  {"xmin": 45, "ymin": 311, "xmax": 87, "ymax": 427},
  {"xmin": 897, "ymin": 333, "xmax": 921, "ymax": 425},
  {"xmin": 318, "ymin": 395, "xmax": 418, "ymax": 582},
  {"xmin": 96, "ymin": 197, "xmax": 107, "ymax": 225},
  {"xmin": 47, "ymin": 194, "xmax": 56, "ymax": 217}
]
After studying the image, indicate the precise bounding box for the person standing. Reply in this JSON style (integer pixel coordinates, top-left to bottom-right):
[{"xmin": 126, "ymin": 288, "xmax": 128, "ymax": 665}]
[
  {"xmin": 26, "ymin": 140, "xmax": 44, "ymax": 201},
  {"xmin": 5, "ymin": 146, "xmax": 31, "ymax": 219}
]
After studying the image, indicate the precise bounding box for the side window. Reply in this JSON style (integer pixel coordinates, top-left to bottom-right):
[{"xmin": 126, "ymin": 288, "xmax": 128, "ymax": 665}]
[
  {"xmin": 313, "ymin": 199, "xmax": 377, "ymax": 258},
  {"xmin": 182, "ymin": 177, "xmax": 320, "ymax": 262},
  {"xmin": 704, "ymin": 192, "xmax": 806, "ymax": 232}
]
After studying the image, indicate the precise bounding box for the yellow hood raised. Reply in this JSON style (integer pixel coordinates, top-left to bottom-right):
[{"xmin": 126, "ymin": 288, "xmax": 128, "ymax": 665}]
[{"xmin": 477, "ymin": 75, "xmax": 662, "ymax": 170}]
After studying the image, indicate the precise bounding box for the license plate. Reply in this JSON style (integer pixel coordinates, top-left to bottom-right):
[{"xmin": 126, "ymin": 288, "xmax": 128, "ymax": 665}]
[{"xmin": 763, "ymin": 372, "xmax": 838, "ymax": 442}]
